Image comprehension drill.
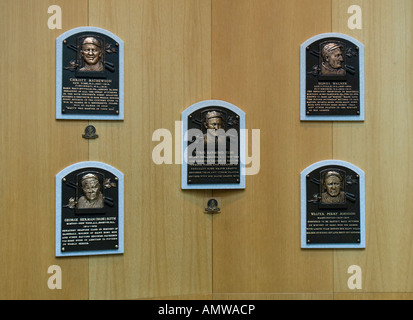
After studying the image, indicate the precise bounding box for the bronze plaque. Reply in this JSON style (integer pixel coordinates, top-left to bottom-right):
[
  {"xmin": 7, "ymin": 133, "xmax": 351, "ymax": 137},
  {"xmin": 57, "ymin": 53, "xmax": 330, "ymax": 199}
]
[
  {"xmin": 182, "ymin": 100, "xmax": 245, "ymax": 189},
  {"xmin": 56, "ymin": 162, "xmax": 124, "ymax": 257},
  {"xmin": 301, "ymin": 33, "xmax": 364, "ymax": 121},
  {"xmin": 56, "ymin": 27, "xmax": 124, "ymax": 120},
  {"xmin": 301, "ymin": 160, "xmax": 365, "ymax": 249}
]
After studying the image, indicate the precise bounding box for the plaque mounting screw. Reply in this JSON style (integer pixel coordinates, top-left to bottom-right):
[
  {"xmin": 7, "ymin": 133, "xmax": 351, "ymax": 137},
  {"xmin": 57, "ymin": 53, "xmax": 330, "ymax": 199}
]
[
  {"xmin": 62, "ymin": 178, "xmax": 66, "ymax": 182},
  {"xmin": 116, "ymin": 110, "xmax": 119, "ymax": 114},
  {"xmin": 115, "ymin": 245, "xmax": 118, "ymax": 249},
  {"xmin": 61, "ymin": 247, "xmax": 65, "ymax": 252},
  {"xmin": 63, "ymin": 40, "xmax": 67, "ymax": 44}
]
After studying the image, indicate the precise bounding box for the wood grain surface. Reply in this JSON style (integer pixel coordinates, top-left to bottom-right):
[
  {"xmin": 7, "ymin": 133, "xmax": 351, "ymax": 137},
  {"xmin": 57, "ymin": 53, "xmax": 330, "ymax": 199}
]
[
  {"xmin": 87, "ymin": 0, "xmax": 212, "ymax": 299},
  {"xmin": 0, "ymin": 0, "xmax": 90, "ymax": 299},
  {"xmin": 1, "ymin": 0, "xmax": 412, "ymax": 300},
  {"xmin": 332, "ymin": 0, "xmax": 413, "ymax": 293},
  {"xmin": 211, "ymin": 0, "xmax": 334, "ymax": 294}
]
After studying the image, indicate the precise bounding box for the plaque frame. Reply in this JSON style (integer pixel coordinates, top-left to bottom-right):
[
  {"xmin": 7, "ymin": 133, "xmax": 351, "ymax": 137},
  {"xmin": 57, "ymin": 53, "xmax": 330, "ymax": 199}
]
[
  {"xmin": 55, "ymin": 161, "xmax": 124, "ymax": 257},
  {"xmin": 56, "ymin": 27, "xmax": 124, "ymax": 120},
  {"xmin": 300, "ymin": 160, "xmax": 365, "ymax": 249},
  {"xmin": 181, "ymin": 100, "xmax": 246, "ymax": 190},
  {"xmin": 300, "ymin": 33, "xmax": 365, "ymax": 121}
]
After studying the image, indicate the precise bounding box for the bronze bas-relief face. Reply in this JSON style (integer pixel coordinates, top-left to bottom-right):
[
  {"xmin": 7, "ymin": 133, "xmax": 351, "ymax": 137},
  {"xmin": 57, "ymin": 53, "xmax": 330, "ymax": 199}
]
[
  {"xmin": 325, "ymin": 175, "xmax": 341, "ymax": 197},
  {"xmin": 320, "ymin": 171, "xmax": 346, "ymax": 204},
  {"xmin": 76, "ymin": 173, "xmax": 104, "ymax": 209},
  {"xmin": 320, "ymin": 42, "xmax": 346, "ymax": 76},
  {"xmin": 205, "ymin": 117, "xmax": 223, "ymax": 130},
  {"xmin": 81, "ymin": 43, "xmax": 101, "ymax": 66},
  {"xmin": 326, "ymin": 48, "xmax": 344, "ymax": 69},
  {"xmin": 81, "ymin": 177, "xmax": 101, "ymax": 201},
  {"xmin": 204, "ymin": 111, "xmax": 224, "ymax": 138},
  {"xmin": 79, "ymin": 37, "xmax": 104, "ymax": 72}
]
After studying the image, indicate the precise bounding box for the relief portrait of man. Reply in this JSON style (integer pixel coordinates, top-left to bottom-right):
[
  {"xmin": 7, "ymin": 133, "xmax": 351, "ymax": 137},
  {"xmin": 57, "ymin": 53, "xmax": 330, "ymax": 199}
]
[
  {"xmin": 77, "ymin": 173, "xmax": 104, "ymax": 209},
  {"xmin": 321, "ymin": 171, "xmax": 346, "ymax": 204},
  {"xmin": 320, "ymin": 42, "xmax": 346, "ymax": 76},
  {"xmin": 203, "ymin": 110, "xmax": 225, "ymax": 144},
  {"xmin": 79, "ymin": 36, "xmax": 104, "ymax": 72}
]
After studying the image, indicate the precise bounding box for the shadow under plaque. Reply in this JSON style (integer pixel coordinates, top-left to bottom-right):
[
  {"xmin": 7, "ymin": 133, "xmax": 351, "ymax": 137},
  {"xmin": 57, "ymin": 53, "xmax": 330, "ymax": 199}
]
[
  {"xmin": 56, "ymin": 27, "xmax": 124, "ymax": 120},
  {"xmin": 300, "ymin": 33, "xmax": 365, "ymax": 121},
  {"xmin": 55, "ymin": 161, "xmax": 124, "ymax": 257},
  {"xmin": 301, "ymin": 160, "xmax": 365, "ymax": 249},
  {"xmin": 181, "ymin": 100, "xmax": 246, "ymax": 190}
]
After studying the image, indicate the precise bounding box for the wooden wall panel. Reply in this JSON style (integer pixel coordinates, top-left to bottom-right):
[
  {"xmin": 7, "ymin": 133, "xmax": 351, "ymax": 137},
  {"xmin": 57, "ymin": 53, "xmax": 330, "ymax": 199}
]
[
  {"xmin": 332, "ymin": 0, "xmax": 413, "ymax": 294},
  {"xmin": 211, "ymin": 0, "xmax": 335, "ymax": 293},
  {"xmin": 0, "ymin": 0, "xmax": 89, "ymax": 299},
  {"xmin": 213, "ymin": 293, "xmax": 333, "ymax": 300},
  {"xmin": 87, "ymin": 0, "xmax": 212, "ymax": 299},
  {"xmin": 2, "ymin": 0, "xmax": 413, "ymax": 300},
  {"xmin": 335, "ymin": 293, "xmax": 413, "ymax": 300}
]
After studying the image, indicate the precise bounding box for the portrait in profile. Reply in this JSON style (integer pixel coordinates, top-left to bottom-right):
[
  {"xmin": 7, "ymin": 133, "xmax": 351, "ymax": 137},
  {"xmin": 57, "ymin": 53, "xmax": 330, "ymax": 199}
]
[
  {"xmin": 320, "ymin": 42, "xmax": 346, "ymax": 76},
  {"xmin": 76, "ymin": 173, "xmax": 104, "ymax": 209},
  {"xmin": 321, "ymin": 170, "xmax": 346, "ymax": 204}
]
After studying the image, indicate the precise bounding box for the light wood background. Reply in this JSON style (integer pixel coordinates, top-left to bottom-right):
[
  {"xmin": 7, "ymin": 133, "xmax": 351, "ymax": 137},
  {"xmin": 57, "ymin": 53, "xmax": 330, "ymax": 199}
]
[{"xmin": 0, "ymin": 0, "xmax": 412, "ymax": 300}]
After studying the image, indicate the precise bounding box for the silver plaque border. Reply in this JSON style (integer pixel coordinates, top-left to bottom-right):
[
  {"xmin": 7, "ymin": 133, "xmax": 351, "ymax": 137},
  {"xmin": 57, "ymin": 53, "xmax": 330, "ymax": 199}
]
[
  {"xmin": 55, "ymin": 161, "xmax": 124, "ymax": 257},
  {"xmin": 300, "ymin": 33, "xmax": 365, "ymax": 121},
  {"xmin": 56, "ymin": 27, "xmax": 124, "ymax": 120},
  {"xmin": 181, "ymin": 100, "xmax": 246, "ymax": 190},
  {"xmin": 300, "ymin": 160, "xmax": 365, "ymax": 249}
]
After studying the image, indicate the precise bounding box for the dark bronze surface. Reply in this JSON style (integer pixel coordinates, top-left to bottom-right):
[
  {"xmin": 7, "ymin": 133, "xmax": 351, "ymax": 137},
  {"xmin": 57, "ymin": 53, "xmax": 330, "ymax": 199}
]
[
  {"xmin": 82, "ymin": 125, "xmax": 99, "ymax": 139},
  {"xmin": 305, "ymin": 37, "xmax": 361, "ymax": 116},
  {"xmin": 61, "ymin": 167, "xmax": 119, "ymax": 253},
  {"xmin": 205, "ymin": 198, "xmax": 221, "ymax": 213},
  {"xmin": 306, "ymin": 165, "xmax": 361, "ymax": 244},
  {"xmin": 60, "ymin": 31, "xmax": 120, "ymax": 116},
  {"xmin": 186, "ymin": 106, "xmax": 240, "ymax": 185}
]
